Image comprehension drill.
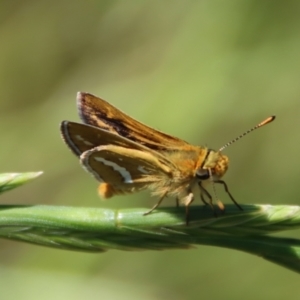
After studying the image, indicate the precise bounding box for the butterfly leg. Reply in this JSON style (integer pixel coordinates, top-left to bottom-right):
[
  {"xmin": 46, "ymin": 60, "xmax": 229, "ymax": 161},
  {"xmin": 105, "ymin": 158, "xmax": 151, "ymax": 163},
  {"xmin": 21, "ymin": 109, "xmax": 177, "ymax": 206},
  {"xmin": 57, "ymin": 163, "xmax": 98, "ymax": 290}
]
[
  {"xmin": 198, "ymin": 182, "xmax": 216, "ymax": 216},
  {"xmin": 143, "ymin": 191, "xmax": 168, "ymax": 216},
  {"xmin": 183, "ymin": 191, "xmax": 194, "ymax": 225},
  {"xmin": 199, "ymin": 186, "xmax": 209, "ymax": 205},
  {"xmin": 214, "ymin": 180, "xmax": 243, "ymax": 211}
]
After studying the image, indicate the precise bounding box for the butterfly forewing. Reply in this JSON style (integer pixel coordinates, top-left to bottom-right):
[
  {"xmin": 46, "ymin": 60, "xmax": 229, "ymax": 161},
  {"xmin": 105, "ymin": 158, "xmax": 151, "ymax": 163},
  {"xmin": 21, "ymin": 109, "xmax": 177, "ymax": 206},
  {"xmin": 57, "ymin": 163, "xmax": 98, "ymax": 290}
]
[{"xmin": 77, "ymin": 92, "xmax": 189, "ymax": 151}]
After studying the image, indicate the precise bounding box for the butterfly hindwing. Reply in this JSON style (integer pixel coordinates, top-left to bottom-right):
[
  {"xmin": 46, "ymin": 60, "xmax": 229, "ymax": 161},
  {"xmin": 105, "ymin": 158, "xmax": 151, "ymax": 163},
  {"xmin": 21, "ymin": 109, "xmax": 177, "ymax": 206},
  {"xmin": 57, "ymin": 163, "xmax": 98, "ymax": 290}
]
[{"xmin": 80, "ymin": 144, "xmax": 174, "ymax": 197}]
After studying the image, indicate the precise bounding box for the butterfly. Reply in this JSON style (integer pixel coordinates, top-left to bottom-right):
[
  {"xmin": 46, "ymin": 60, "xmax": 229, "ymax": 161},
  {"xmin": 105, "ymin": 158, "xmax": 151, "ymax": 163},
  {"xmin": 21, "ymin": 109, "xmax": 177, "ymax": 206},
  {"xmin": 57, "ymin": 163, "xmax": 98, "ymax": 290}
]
[{"xmin": 60, "ymin": 92, "xmax": 275, "ymax": 223}]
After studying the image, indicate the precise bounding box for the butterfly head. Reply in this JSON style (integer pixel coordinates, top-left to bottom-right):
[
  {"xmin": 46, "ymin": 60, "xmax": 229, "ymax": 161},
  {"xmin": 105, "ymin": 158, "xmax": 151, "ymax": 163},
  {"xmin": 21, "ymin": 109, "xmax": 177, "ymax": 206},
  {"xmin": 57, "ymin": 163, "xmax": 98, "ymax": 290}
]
[{"xmin": 196, "ymin": 150, "xmax": 229, "ymax": 182}]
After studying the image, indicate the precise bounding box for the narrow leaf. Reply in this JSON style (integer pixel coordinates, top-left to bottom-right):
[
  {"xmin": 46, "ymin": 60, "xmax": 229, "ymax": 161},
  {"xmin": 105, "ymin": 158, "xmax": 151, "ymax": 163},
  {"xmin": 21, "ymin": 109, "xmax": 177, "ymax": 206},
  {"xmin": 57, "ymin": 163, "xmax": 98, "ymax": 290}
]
[{"xmin": 0, "ymin": 172, "xmax": 43, "ymax": 194}]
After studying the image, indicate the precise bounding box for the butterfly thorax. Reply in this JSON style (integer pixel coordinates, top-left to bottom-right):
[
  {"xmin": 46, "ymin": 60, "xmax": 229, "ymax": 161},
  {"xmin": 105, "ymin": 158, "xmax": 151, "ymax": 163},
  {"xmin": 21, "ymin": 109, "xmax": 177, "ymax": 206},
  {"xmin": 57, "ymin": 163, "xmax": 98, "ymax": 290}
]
[
  {"xmin": 146, "ymin": 147, "xmax": 229, "ymax": 199},
  {"xmin": 161, "ymin": 146, "xmax": 228, "ymax": 181}
]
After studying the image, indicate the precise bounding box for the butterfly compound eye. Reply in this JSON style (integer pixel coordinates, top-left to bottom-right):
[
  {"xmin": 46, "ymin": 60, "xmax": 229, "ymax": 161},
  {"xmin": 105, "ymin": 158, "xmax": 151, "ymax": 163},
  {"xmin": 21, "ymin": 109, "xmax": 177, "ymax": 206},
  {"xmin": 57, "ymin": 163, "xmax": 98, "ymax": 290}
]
[{"xmin": 196, "ymin": 169, "xmax": 210, "ymax": 180}]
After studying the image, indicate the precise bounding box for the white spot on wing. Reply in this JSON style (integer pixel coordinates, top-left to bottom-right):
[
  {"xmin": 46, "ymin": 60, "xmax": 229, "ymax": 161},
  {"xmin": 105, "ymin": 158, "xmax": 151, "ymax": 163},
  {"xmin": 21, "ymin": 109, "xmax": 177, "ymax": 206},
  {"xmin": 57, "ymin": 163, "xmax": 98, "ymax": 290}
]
[
  {"xmin": 75, "ymin": 135, "xmax": 93, "ymax": 146},
  {"xmin": 137, "ymin": 166, "xmax": 149, "ymax": 174},
  {"xmin": 94, "ymin": 157, "xmax": 133, "ymax": 183}
]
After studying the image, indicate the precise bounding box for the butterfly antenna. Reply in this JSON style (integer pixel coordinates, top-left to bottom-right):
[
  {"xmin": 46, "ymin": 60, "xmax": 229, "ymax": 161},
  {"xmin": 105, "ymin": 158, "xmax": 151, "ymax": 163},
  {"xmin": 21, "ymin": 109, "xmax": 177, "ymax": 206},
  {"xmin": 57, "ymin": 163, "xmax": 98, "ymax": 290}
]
[{"xmin": 219, "ymin": 116, "xmax": 275, "ymax": 152}]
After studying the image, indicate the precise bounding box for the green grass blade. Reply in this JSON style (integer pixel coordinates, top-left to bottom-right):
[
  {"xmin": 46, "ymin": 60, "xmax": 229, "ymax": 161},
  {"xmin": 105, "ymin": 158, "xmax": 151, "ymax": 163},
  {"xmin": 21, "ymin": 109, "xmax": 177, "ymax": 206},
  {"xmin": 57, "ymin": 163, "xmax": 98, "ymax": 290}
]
[
  {"xmin": 0, "ymin": 172, "xmax": 43, "ymax": 194},
  {"xmin": 0, "ymin": 204, "xmax": 300, "ymax": 273}
]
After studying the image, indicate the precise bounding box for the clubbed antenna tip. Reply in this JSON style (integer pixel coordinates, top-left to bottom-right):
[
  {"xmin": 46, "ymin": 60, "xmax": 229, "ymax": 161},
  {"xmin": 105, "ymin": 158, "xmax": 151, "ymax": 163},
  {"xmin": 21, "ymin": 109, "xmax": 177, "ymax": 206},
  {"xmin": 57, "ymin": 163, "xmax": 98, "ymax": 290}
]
[{"xmin": 219, "ymin": 115, "xmax": 275, "ymax": 152}]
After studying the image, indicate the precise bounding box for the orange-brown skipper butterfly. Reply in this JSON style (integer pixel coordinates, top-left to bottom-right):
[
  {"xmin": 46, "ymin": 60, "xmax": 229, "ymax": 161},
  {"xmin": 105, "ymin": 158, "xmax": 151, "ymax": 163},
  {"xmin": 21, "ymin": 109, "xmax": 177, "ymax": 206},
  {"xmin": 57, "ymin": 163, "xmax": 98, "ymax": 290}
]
[{"xmin": 60, "ymin": 92, "xmax": 275, "ymax": 223}]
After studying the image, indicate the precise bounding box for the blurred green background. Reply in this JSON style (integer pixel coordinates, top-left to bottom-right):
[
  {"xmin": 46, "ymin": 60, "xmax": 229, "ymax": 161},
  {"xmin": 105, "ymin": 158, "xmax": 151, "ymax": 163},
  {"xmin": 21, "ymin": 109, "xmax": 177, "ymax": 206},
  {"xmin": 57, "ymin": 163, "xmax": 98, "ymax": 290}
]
[{"xmin": 1, "ymin": 0, "xmax": 300, "ymax": 299}]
